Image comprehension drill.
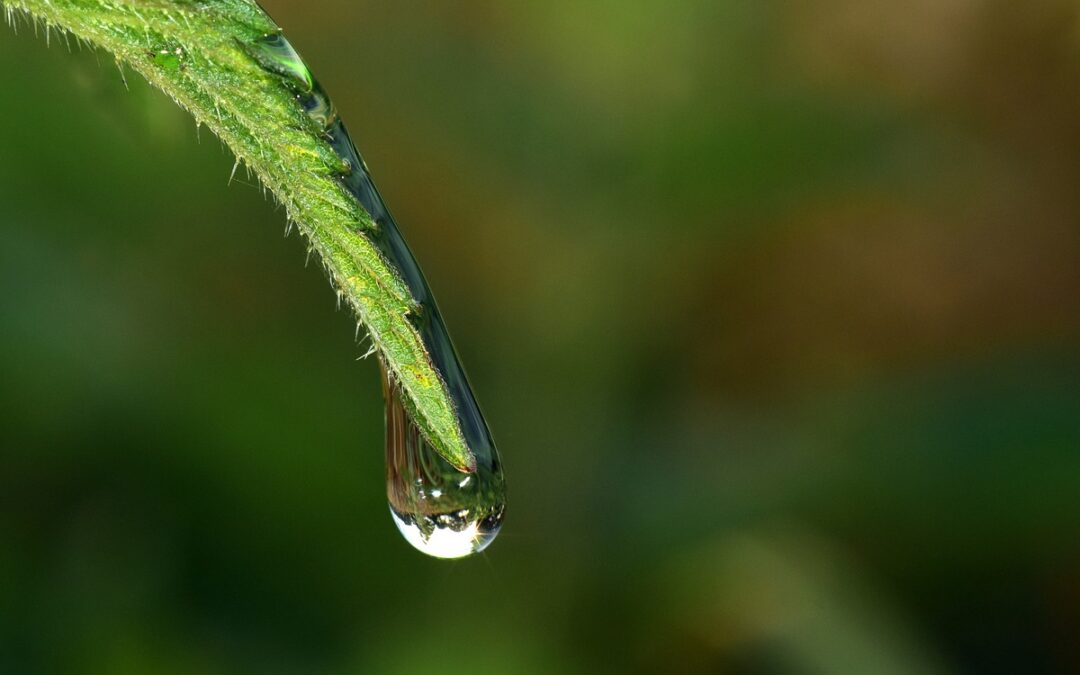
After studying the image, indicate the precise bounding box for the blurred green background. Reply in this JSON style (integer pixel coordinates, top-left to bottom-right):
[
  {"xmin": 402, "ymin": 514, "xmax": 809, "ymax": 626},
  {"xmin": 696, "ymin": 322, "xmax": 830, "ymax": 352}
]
[{"xmin": 3, "ymin": 1, "xmax": 1080, "ymax": 673}]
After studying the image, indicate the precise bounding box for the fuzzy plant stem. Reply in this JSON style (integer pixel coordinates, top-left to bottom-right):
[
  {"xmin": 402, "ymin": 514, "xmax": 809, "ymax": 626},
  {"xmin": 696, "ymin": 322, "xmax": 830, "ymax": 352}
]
[{"xmin": 2, "ymin": 0, "xmax": 475, "ymax": 471}]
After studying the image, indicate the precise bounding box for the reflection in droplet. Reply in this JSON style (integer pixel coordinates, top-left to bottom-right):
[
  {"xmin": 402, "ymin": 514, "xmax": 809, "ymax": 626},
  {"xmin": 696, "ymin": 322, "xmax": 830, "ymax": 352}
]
[{"xmin": 382, "ymin": 361, "xmax": 505, "ymax": 559}]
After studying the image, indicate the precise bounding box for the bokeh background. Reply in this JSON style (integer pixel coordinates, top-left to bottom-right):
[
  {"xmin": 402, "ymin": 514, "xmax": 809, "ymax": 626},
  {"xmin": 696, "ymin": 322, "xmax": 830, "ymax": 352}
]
[{"xmin": 3, "ymin": 1, "xmax": 1080, "ymax": 673}]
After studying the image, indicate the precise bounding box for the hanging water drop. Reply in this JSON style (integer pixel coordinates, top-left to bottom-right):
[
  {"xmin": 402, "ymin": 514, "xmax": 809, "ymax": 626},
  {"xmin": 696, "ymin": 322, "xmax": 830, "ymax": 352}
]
[
  {"xmin": 242, "ymin": 28, "xmax": 507, "ymax": 557},
  {"xmin": 382, "ymin": 361, "xmax": 505, "ymax": 559}
]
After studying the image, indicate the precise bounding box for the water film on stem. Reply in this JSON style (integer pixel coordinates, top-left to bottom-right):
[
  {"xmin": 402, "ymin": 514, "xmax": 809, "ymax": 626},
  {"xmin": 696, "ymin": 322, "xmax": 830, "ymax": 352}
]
[{"xmin": 244, "ymin": 31, "xmax": 506, "ymax": 558}]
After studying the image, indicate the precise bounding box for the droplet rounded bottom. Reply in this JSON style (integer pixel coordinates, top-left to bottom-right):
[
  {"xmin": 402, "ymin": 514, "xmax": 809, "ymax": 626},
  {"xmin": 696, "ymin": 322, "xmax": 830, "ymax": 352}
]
[{"xmin": 389, "ymin": 505, "xmax": 503, "ymax": 559}]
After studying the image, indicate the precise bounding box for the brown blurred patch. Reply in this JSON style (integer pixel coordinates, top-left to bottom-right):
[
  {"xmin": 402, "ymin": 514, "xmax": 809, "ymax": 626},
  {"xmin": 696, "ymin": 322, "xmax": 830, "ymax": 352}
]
[
  {"xmin": 693, "ymin": 191, "xmax": 1080, "ymax": 398},
  {"xmin": 783, "ymin": 0, "xmax": 985, "ymax": 99},
  {"xmin": 678, "ymin": 1, "xmax": 1080, "ymax": 400}
]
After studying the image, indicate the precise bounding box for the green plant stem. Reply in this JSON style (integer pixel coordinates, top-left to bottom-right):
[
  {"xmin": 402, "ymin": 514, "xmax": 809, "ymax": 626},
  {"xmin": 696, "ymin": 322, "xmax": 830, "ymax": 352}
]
[{"xmin": 2, "ymin": 0, "xmax": 474, "ymax": 471}]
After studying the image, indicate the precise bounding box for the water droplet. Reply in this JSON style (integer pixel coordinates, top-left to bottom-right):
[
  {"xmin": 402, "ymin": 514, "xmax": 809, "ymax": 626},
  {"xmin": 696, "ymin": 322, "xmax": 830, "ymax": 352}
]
[
  {"xmin": 382, "ymin": 361, "xmax": 505, "ymax": 559},
  {"xmin": 244, "ymin": 32, "xmax": 313, "ymax": 92},
  {"xmin": 301, "ymin": 90, "xmax": 337, "ymax": 129},
  {"xmin": 244, "ymin": 33, "xmax": 339, "ymax": 130}
]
